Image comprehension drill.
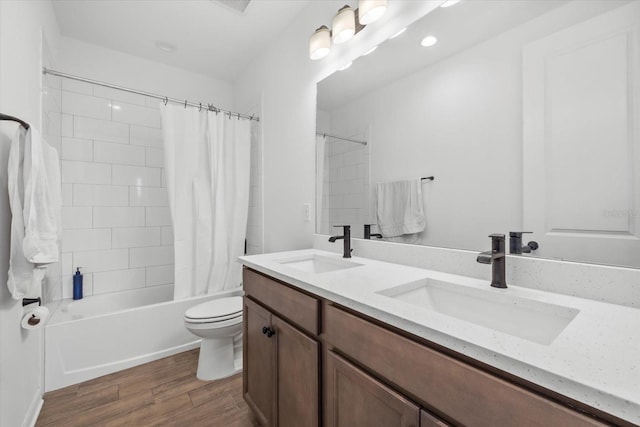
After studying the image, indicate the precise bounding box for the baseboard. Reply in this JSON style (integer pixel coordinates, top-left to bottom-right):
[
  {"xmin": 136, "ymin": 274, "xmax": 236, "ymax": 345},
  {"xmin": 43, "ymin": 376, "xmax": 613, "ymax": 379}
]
[{"xmin": 22, "ymin": 390, "xmax": 43, "ymax": 427}]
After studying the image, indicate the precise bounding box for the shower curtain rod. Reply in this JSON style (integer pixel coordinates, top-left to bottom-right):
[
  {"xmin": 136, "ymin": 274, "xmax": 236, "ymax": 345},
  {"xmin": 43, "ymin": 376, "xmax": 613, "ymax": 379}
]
[
  {"xmin": 43, "ymin": 68, "xmax": 260, "ymax": 122},
  {"xmin": 317, "ymin": 131, "xmax": 367, "ymax": 145}
]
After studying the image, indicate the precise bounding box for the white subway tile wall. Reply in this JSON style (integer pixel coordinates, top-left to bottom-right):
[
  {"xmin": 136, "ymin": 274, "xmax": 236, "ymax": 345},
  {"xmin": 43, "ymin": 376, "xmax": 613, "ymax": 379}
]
[
  {"xmin": 59, "ymin": 82, "xmax": 174, "ymax": 297},
  {"xmin": 322, "ymin": 128, "xmax": 371, "ymax": 238}
]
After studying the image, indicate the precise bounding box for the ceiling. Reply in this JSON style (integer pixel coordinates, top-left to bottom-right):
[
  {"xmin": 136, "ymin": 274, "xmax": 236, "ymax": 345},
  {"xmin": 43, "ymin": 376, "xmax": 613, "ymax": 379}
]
[{"xmin": 52, "ymin": 0, "xmax": 311, "ymax": 82}]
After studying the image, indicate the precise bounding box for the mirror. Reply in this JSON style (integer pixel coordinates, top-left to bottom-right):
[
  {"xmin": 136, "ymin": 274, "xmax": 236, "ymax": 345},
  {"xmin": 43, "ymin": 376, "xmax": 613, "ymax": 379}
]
[{"xmin": 316, "ymin": 0, "xmax": 640, "ymax": 268}]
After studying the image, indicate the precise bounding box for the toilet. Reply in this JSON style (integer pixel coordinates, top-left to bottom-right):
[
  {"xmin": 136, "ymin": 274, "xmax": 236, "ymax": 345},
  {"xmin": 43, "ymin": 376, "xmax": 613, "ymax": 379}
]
[{"xmin": 184, "ymin": 296, "xmax": 243, "ymax": 381}]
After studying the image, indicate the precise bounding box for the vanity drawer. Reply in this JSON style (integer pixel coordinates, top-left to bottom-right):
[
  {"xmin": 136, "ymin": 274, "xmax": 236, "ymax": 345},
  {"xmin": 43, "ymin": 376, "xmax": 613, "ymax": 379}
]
[
  {"xmin": 324, "ymin": 304, "xmax": 606, "ymax": 427},
  {"xmin": 243, "ymin": 268, "xmax": 320, "ymax": 336}
]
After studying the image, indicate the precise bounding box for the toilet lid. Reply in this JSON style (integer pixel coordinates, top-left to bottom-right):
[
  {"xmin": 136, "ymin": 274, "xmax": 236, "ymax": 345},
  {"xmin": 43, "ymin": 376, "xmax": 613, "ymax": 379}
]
[{"xmin": 185, "ymin": 296, "xmax": 243, "ymax": 321}]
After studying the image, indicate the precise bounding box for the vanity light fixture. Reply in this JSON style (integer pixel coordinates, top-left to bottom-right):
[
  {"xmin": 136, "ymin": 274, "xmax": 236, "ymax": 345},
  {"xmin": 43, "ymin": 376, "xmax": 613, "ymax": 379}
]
[
  {"xmin": 421, "ymin": 36, "xmax": 438, "ymax": 47},
  {"xmin": 363, "ymin": 45, "xmax": 378, "ymax": 56},
  {"xmin": 310, "ymin": 25, "xmax": 331, "ymax": 60},
  {"xmin": 440, "ymin": 0, "xmax": 461, "ymax": 7},
  {"xmin": 358, "ymin": 0, "xmax": 387, "ymax": 25},
  {"xmin": 309, "ymin": 0, "xmax": 387, "ymax": 60},
  {"xmin": 338, "ymin": 62, "xmax": 353, "ymax": 71},
  {"xmin": 389, "ymin": 27, "xmax": 407, "ymax": 39},
  {"xmin": 332, "ymin": 5, "xmax": 356, "ymax": 44}
]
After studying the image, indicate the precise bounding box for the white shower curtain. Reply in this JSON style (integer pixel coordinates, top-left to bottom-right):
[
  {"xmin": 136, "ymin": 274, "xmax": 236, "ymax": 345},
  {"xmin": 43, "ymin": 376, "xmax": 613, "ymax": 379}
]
[{"xmin": 161, "ymin": 105, "xmax": 251, "ymax": 299}]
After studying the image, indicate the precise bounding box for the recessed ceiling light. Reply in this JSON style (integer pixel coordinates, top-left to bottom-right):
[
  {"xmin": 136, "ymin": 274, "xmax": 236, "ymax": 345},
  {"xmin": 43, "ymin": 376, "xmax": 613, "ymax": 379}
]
[
  {"xmin": 363, "ymin": 45, "xmax": 378, "ymax": 56},
  {"xmin": 389, "ymin": 27, "xmax": 407, "ymax": 39},
  {"xmin": 421, "ymin": 36, "xmax": 438, "ymax": 47},
  {"xmin": 440, "ymin": 0, "xmax": 461, "ymax": 8},
  {"xmin": 338, "ymin": 62, "xmax": 353, "ymax": 71},
  {"xmin": 155, "ymin": 40, "xmax": 176, "ymax": 53}
]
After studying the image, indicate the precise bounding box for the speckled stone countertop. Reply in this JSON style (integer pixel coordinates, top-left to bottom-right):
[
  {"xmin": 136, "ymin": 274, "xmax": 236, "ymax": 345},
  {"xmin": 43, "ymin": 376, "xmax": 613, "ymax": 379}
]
[{"xmin": 240, "ymin": 249, "xmax": 640, "ymax": 425}]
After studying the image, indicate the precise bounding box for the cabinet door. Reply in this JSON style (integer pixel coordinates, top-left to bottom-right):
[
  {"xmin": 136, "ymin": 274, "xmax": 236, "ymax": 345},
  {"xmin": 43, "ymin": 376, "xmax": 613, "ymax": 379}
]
[
  {"xmin": 326, "ymin": 351, "xmax": 420, "ymax": 427},
  {"xmin": 243, "ymin": 297, "xmax": 276, "ymax": 427},
  {"xmin": 273, "ymin": 315, "xmax": 320, "ymax": 427},
  {"xmin": 420, "ymin": 410, "xmax": 451, "ymax": 427}
]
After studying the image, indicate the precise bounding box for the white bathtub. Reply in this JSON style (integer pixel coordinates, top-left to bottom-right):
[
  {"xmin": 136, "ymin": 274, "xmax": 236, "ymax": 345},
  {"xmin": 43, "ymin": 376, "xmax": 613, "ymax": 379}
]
[{"xmin": 45, "ymin": 284, "xmax": 242, "ymax": 391}]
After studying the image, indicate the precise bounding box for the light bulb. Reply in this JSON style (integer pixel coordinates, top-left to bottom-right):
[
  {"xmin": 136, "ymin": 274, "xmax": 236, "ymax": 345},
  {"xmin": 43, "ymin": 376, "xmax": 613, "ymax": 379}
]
[
  {"xmin": 310, "ymin": 26, "xmax": 331, "ymax": 60},
  {"xmin": 358, "ymin": 0, "xmax": 387, "ymax": 25},
  {"xmin": 333, "ymin": 5, "xmax": 356, "ymax": 44}
]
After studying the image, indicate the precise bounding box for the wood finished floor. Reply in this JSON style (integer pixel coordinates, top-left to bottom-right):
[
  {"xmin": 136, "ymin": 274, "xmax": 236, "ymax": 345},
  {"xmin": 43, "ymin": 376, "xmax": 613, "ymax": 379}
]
[{"xmin": 36, "ymin": 349, "xmax": 259, "ymax": 427}]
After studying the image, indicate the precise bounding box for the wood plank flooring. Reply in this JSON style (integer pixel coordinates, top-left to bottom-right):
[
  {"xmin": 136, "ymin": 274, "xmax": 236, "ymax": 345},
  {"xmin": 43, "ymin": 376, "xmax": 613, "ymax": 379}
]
[{"xmin": 36, "ymin": 349, "xmax": 259, "ymax": 427}]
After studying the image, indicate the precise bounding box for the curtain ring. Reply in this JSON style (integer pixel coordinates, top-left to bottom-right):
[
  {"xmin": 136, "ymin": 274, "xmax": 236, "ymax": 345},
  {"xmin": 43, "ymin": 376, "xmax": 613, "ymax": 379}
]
[
  {"xmin": 184, "ymin": 100, "xmax": 187, "ymax": 109},
  {"xmin": 237, "ymin": 112, "xmax": 240, "ymax": 120},
  {"xmin": 199, "ymin": 103, "xmax": 202, "ymax": 112},
  {"xmin": 163, "ymin": 97, "xmax": 168, "ymax": 106}
]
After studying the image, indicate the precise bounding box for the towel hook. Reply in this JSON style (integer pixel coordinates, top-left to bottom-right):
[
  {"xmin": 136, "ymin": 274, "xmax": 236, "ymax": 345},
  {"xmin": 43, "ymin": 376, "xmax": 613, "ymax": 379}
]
[{"xmin": 163, "ymin": 97, "xmax": 168, "ymax": 106}]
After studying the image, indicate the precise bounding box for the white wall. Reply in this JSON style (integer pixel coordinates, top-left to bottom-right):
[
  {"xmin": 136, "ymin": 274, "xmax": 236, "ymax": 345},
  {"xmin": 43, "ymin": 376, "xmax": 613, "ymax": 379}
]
[
  {"xmin": 0, "ymin": 1, "xmax": 60, "ymax": 425},
  {"xmin": 233, "ymin": 1, "xmax": 441, "ymax": 253},
  {"xmin": 56, "ymin": 37, "xmax": 234, "ymax": 110}
]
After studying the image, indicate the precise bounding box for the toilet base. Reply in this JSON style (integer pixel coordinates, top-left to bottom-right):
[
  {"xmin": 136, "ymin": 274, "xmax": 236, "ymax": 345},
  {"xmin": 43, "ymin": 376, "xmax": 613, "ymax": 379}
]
[{"xmin": 196, "ymin": 336, "xmax": 241, "ymax": 381}]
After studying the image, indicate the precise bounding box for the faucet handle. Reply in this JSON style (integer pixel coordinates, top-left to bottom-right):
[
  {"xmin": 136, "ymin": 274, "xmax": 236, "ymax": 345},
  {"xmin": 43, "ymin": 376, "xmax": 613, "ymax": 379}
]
[
  {"xmin": 509, "ymin": 231, "xmax": 532, "ymax": 237},
  {"xmin": 333, "ymin": 225, "xmax": 351, "ymax": 231},
  {"xmin": 488, "ymin": 233, "xmax": 505, "ymax": 240}
]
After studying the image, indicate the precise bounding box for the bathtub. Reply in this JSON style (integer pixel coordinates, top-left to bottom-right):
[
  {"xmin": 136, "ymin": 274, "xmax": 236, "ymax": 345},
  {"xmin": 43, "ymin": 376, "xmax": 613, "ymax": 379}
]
[{"xmin": 45, "ymin": 284, "xmax": 242, "ymax": 391}]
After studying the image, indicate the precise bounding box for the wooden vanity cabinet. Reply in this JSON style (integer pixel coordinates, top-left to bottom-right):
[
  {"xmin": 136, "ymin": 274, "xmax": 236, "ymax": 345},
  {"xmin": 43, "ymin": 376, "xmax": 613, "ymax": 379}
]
[
  {"xmin": 243, "ymin": 268, "xmax": 618, "ymax": 427},
  {"xmin": 243, "ymin": 269, "xmax": 320, "ymax": 427},
  {"xmin": 326, "ymin": 350, "xmax": 430, "ymax": 427}
]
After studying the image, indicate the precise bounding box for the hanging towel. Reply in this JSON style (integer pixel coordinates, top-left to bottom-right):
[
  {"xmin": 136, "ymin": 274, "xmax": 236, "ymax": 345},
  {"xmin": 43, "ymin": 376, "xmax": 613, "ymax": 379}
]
[
  {"xmin": 376, "ymin": 179, "xmax": 425, "ymax": 238},
  {"xmin": 7, "ymin": 126, "xmax": 61, "ymax": 300}
]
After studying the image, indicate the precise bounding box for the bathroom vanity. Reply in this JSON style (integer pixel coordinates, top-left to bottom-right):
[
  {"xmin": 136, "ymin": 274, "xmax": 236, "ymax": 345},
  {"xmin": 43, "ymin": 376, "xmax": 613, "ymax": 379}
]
[{"xmin": 240, "ymin": 250, "xmax": 640, "ymax": 427}]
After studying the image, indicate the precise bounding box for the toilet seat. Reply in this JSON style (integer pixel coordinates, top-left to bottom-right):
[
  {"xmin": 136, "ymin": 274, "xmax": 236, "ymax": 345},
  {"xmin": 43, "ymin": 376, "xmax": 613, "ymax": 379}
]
[{"xmin": 184, "ymin": 296, "xmax": 243, "ymax": 324}]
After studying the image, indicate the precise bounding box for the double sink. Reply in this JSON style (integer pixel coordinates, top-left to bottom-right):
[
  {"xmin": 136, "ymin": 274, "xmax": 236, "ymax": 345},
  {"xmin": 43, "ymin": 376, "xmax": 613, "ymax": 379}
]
[{"xmin": 275, "ymin": 253, "xmax": 579, "ymax": 346}]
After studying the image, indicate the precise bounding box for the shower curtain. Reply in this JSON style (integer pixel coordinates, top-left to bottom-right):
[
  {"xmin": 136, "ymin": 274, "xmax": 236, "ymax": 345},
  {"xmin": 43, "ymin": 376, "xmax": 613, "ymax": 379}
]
[{"xmin": 161, "ymin": 105, "xmax": 251, "ymax": 299}]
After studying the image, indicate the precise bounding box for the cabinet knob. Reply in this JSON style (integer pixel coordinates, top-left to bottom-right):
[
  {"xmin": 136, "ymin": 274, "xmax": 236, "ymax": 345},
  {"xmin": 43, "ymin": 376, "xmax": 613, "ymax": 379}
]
[{"xmin": 262, "ymin": 326, "xmax": 275, "ymax": 337}]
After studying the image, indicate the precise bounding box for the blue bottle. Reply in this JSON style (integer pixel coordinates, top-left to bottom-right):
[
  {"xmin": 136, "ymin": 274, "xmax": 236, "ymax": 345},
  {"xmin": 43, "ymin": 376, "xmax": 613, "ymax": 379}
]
[{"xmin": 73, "ymin": 268, "xmax": 83, "ymax": 300}]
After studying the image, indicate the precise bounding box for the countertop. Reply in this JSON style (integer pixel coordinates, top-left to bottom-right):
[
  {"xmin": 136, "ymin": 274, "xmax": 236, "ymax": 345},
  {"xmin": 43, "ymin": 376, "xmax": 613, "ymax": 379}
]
[{"xmin": 239, "ymin": 249, "xmax": 640, "ymax": 425}]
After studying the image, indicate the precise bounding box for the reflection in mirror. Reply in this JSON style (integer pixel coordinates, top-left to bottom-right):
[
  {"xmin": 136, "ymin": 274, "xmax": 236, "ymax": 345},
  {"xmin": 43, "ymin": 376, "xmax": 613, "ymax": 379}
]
[{"xmin": 316, "ymin": 0, "xmax": 640, "ymax": 268}]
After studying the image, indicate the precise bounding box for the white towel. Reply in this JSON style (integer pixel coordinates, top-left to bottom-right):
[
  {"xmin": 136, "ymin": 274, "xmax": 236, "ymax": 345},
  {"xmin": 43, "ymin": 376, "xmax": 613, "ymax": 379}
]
[
  {"xmin": 7, "ymin": 126, "xmax": 61, "ymax": 300},
  {"xmin": 376, "ymin": 179, "xmax": 425, "ymax": 238}
]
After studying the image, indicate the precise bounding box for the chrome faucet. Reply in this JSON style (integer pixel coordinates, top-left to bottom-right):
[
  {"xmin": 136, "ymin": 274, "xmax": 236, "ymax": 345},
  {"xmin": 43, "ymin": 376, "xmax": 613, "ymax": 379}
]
[
  {"xmin": 329, "ymin": 225, "xmax": 352, "ymax": 258},
  {"xmin": 477, "ymin": 234, "xmax": 507, "ymax": 288}
]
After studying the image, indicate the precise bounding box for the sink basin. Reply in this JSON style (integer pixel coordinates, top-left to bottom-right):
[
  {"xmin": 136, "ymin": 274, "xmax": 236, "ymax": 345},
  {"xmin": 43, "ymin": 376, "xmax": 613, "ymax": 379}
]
[
  {"xmin": 275, "ymin": 254, "xmax": 363, "ymax": 274},
  {"xmin": 378, "ymin": 279, "xmax": 579, "ymax": 345}
]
